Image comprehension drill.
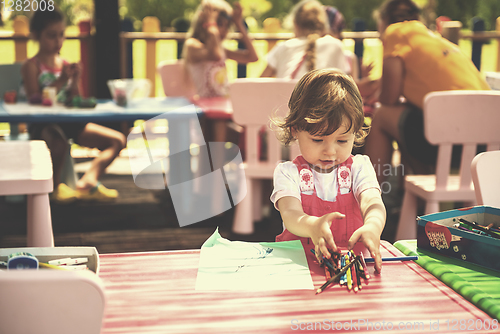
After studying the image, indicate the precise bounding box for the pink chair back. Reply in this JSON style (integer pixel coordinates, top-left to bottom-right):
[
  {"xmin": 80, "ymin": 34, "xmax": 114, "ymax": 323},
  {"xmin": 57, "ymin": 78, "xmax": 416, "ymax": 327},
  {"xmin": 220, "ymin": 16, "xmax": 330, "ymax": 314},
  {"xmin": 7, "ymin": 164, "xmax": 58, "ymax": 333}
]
[
  {"xmin": 229, "ymin": 78, "xmax": 298, "ymax": 164},
  {"xmin": 424, "ymin": 90, "xmax": 500, "ymax": 191},
  {"xmin": 471, "ymin": 150, "xmax": 500, "ymax": 207},
  {"xmin": 157, "ymin": 59, "xmax": 196, "ymax": 99},
  {"xmin": 228, "ymin": 78, "xmax": 297, "ymax": 234},
  {"xmin": 0, "ymin": 270, "xmax": 105, "ymax": 334}
]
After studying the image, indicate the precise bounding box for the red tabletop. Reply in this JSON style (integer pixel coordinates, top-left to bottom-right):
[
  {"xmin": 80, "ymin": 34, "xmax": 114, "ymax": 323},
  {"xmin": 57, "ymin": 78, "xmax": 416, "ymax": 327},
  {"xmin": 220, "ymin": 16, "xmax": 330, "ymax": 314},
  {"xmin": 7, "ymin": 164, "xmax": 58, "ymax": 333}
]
[
  {"xmin": 192, "ymin": 96, "xmax": 233, "ymax": 120},
  {"xmin": 98, "ymin": 241, "xmax": 494, "ymax": 333}
]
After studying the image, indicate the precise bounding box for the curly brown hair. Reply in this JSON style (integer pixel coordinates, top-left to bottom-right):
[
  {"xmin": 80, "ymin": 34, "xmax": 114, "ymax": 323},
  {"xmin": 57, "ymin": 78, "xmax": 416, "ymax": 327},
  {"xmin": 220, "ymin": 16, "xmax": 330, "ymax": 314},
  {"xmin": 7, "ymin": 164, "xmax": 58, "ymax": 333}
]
[{"xmin": 273, "ymin": 69, "xmax": 369, "ymax": 148}]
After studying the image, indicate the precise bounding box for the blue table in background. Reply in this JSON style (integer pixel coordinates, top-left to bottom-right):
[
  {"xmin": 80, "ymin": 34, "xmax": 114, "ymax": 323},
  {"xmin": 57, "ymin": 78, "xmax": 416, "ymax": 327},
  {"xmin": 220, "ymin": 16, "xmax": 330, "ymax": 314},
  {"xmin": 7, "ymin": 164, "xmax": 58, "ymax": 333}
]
[
  {"xmin": 0, "ymin": 98, "xmax": 195, "ymax": 123},
  {"xmin": 0, "ymin": 98, "xmax": 204, "ymax": 220}
]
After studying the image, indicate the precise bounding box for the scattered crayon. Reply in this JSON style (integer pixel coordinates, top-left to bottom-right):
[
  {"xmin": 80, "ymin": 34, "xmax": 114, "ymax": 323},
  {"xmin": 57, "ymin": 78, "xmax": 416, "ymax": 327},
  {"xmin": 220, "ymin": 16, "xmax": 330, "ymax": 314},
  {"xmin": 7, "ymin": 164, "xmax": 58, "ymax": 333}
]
[
  {"xmin": 310, "ymin": 249, "xmax": 337, "ymax": 272},
  {"xmin": 363, "ymin": 256, "xmax": 418, "ymax": 263},
  {"xmin": 316, "ymin": 255, "xmax": 360, "ymax": 294},
  {"xmin": 359, "ymin": 252, "xmax": 371, "ymax": 280},
  {"xmin": 315, "ymin": 250, "xmax": 416, "ymax": 295},
  {"xmin": 339, "ymin": 255, "xmax": 346, "ymax": 285},
  {"xmin": 345, "ymin": 255, "xmax": 352, "ymax": 291},
  {"xmin": 350, "ymin": 257, "xmax": 359, "ymax": 292},
  {"xmin": 354, "ymin": 260, "xmax": 362, "ymax": 290},
  {"xmin": 324, "ymin": 264, "xmax": 332, "ymax": 280}
]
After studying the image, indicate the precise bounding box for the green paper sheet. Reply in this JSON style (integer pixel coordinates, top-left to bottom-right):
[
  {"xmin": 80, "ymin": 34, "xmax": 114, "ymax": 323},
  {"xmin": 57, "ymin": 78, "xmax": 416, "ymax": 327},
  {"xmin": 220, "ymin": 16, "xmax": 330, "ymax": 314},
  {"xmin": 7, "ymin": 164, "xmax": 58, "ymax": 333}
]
[
  {"xmin": 394, "ymin": 240, "xmax": 500, "ymax": 320},
  {"xmin": 195, "ymin": 228, "xmax": 314, "ymax": 291}
]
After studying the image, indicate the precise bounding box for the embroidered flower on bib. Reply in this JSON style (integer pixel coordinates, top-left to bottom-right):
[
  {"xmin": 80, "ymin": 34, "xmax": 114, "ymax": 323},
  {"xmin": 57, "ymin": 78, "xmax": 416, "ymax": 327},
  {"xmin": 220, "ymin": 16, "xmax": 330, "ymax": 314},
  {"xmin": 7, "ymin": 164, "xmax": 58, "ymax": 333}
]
[
  {"xmin": 338, "ymin": 165, "xmax": 351, "ymax": 194},
  {"xmin": 299, "ymin": 169, "xmax": 314, "ymax": 193}
]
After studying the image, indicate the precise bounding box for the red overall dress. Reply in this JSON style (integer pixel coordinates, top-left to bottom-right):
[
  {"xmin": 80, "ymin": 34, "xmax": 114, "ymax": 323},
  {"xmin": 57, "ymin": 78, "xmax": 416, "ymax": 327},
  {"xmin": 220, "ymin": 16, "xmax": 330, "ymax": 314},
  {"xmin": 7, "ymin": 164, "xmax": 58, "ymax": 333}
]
[{"xmin": 276, "ymin": 155, "xmax": 364, "ymax": 250}]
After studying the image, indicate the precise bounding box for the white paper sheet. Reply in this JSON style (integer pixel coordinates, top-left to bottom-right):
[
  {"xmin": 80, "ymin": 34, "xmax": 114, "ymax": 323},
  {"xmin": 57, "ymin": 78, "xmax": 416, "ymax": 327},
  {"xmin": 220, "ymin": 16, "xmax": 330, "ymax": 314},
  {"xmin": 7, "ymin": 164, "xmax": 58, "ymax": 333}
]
[{"xmin": 195, "ymin": 228, "xmax": 314, "ymax": 291}]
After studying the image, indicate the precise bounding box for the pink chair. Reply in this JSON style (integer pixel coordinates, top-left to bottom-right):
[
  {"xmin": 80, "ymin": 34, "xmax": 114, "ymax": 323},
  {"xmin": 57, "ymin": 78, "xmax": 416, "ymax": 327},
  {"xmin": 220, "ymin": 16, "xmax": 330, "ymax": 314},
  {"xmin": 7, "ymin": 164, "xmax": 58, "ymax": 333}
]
[
  {"xmin": 135, "ymin": 59, "xmax": 197, "ymax": 142},
  {"xmin": 0, "ymin": 270, "xmax": 105, "ymax": 334},
  {"xmin": 157, "ymin": 59, "xmax": 235, "ymax": 143},
  {"xmin": 471, "ymin": 150, "xmax": 500, "ymax": 207},
  {"xmin": 157, "ymin": 59, "xmax": 196, "ymax": 99},
  {"xmin": 0, "ymin": 140, "xmax": 54, "ymax": 246},
  {"xmin": 396, "ymin": 90, "xmax": 500, "ymax": 241},
  {"xmin": 229, "ymin": 78, "xmax": 298, "ymax": 234}
]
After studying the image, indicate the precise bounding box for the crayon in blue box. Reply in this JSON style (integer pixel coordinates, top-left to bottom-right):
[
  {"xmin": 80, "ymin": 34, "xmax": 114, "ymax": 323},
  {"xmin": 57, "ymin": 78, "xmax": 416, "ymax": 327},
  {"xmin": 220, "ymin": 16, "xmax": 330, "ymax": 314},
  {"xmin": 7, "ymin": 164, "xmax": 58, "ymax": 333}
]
[{"xmin": 417, "ymin": 205, "xmax": 500, "ymax": 272}]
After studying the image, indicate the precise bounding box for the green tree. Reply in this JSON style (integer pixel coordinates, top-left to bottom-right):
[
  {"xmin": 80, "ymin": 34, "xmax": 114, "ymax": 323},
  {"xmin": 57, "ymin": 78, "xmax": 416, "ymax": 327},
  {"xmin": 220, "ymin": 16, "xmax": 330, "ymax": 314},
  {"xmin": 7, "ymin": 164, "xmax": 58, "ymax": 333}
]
[
  {"xmin": 434, "ymin": 0, "xmax": 500, "ymax": 30},
  {"xmin": 476, "ymin": 0, "xmax": 500, "ymax": 30},
  {"xmin": 436, "ymin": 0, "xmax": 478, "ymax": 29},
  {"xmin": 324, "ymin": 0, "xmax": 385, "ymax": 31},
  {"xmin": 124, "ymin": 0, "xmax": 198, "ymax": 30},
  {"xmin": 260, "ymin": 0, "xmax": 296, "ymax": 22}
]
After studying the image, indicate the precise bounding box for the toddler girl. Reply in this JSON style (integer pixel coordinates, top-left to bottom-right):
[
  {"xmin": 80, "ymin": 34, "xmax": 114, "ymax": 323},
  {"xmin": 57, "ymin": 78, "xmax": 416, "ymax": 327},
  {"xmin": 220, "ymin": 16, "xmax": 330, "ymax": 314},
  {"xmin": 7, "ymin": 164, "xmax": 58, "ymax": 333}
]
[{"xmin": 271, "ymin": 69, "xmax": 386, "ymax": 272}]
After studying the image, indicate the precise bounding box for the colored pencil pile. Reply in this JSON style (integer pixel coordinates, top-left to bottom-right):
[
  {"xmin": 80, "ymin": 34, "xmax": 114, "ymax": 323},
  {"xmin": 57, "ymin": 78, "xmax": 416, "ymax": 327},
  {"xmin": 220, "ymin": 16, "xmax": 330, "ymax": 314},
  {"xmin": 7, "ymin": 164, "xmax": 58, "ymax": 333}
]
[
  {"xmin": 312, "ymin": 249, "xmax": 370, "ymax": 295},
  {"xmin": 453, "ymin": 218, "xmax": 500, "ymax": 240}
]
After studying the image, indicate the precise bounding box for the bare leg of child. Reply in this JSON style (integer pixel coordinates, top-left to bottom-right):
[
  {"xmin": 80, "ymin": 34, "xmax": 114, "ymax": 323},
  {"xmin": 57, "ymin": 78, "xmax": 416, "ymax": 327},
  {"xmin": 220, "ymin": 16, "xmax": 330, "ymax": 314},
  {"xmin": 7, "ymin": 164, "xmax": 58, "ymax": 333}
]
[
  {"xmin": 39, "ymin": 124, "xmax": 70, "ymax": 187},
  {"xmin": 75, "ymin": 123, "xmax": 126, "ymax": 199},
  {"xmin": 364, "ymin": 104, "xmax": 404, "ymax": 184},
  {"xmin": 39, "ymin": 124, "xmax": 78, "ymax": 203}
]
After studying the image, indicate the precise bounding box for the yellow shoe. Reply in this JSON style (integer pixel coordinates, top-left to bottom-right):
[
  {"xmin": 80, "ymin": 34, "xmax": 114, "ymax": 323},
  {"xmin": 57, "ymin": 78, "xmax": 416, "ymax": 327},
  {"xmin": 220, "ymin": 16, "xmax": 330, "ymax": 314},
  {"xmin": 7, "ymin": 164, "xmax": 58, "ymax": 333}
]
[
  {"xmin": 51, "ymin": 183, "xmax": 78, "ymax": 204},
  {"xmin": 77, "ymin": 182, "xmax": 119, "ymax": 202}
]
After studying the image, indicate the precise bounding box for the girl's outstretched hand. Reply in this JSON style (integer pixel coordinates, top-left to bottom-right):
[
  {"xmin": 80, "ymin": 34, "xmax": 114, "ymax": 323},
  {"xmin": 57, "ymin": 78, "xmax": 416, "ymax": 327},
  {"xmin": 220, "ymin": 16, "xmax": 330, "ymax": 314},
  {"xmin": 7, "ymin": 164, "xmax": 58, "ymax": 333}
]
[
  {"xmin": 348, "ymin": 224, "xmax": 382, "ymax": 273},
  {"xmin": 310, "ymin": 212, "xmax": 345, "ymax": 263}
]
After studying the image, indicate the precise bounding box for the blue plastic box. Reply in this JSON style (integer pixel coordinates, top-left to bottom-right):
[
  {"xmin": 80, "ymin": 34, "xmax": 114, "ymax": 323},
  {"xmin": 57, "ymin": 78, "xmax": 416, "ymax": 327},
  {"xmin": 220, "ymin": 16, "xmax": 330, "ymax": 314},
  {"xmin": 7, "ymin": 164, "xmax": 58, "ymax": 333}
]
[{"xmin": 417, "ymin": 206, "xmax": 500, "ymax": 272}]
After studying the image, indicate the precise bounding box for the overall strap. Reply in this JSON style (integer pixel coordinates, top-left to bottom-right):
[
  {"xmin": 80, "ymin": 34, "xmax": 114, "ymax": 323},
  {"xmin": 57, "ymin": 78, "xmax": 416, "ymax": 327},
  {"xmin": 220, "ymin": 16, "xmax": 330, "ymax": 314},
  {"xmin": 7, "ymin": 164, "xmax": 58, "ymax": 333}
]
[
  {"xmin": 337, "ymin": 155, "xmax": 353, "ymax": 195},
  {"xmin": 293, "ymin": 155, "xmax": 316, "ymax": 195}
]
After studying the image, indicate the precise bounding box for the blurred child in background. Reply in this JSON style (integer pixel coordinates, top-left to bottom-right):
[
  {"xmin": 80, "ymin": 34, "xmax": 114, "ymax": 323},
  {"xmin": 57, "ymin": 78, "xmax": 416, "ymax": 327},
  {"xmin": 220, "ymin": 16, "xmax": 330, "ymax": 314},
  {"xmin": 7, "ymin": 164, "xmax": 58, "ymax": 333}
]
[
  {"xmin": 22, "ymin": 7, "xmax": 126, "ymax": 202},
  {"xmin": 260, "ymin": 0, "xmax": 348, "ymax": 79},
  {"xmin": 183, "ymin": 0, "xmax": 258, "ymax": 97}
]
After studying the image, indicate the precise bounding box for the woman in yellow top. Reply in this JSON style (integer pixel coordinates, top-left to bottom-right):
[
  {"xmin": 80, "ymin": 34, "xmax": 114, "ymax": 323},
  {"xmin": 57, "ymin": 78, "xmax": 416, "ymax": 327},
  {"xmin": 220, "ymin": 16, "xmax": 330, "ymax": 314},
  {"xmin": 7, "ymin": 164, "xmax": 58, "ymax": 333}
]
[{"xmin": 364, "ymin": 0, "xmax": 490, "ymax": 181}]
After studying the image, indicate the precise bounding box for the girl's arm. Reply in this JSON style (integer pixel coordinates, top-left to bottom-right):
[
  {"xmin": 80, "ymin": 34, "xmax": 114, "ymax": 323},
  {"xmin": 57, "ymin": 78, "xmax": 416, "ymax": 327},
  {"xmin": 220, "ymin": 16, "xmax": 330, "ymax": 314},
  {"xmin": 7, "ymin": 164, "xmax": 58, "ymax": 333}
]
[
  {"xmin": 378, "ymin": 56, "xmax": 404, "ymax": 105},
  {"xmin": 21, "ymin": 60, "xmax": 41, "ymax": 99},
  {"xmin": 224, "ymin": 2, "xmax": 258, "ymax": 64},
  {"xmin": 356, "ymin": 77, "xmax": 380, "ymax": 104},
  {"xmin": 277, "ymin": 196, "xmax": 345, "ymax": 262},
  {"xmin": 348, "ymin": 188, "xmax": 386, "ymax": 273},
  {"xmin": 185, "ymin": 7, "xmax": 225, "ymax": 63}
]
